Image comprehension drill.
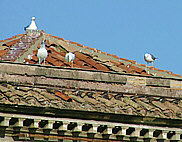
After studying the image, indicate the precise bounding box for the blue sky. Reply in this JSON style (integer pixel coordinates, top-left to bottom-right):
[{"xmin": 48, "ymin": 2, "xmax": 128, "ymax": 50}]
[{"xmin": 0, "ymin": 0, "xmax": 182, "ymax": 75}]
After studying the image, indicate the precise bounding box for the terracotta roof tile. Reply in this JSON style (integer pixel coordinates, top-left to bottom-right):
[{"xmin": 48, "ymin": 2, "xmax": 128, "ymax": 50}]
[
  {"xmin": 55, "ymin": 92, "xmax": 72, "ymax": 101},
  {"xmin": 70, "ymin": 41, "xmax": 78, "ymax": 45},
  {"xmin": 96, "ymin": 50, "xmax": 101, "ymax": 53},
  {"xmin": 139, "ymin": 64, "xmax": 146, "ymax": 67},
  {"xmin": 77, "ymin": 43, "xmax": 83, "ymax": 47},
  {"xmin": 12, "ymin": 36, "xmax": 18, "ymax": 38},
  {"xmin": 51, "ymin": 36, "xmax": 59, "ymax": 39},
  {"xmin": 110, "ymin": 59, "xmax": 124, "ymax": 66},
  {"xmin": 46, "ymin": 56, "xmax": 64, "ymax": 66},
  {"xmin": 49, "ymin": 50, "xmax": 65, "ymax": 61},
  {"xmin": 31, "ymin": 55, "xmax": 38, "ymax": 61},
  {"xmin": 101, "ymin": 52, "xmax": 107, "ymax": 54},
  {"xmin": 58, "ymin": 37, "xmax": 64, "ymax": 41},
  {"xmin": 2, "ymin": 38, "xmax": 21, "ymax": 47},
  {"xmin": 113, "ymin": 55, "xmax": 119, "ymax": 59},
  {"xmin": 0, "ymin": 50, "xmax": 7, "ymax": 57},
  {"xmin": 75, "ymin": 52, "xmax": 89, "ymax": 60},
  {"xmin": 17, "ymin": 34, "xmax": 24, "ymax": 36},
  {"xmin": 172, "ymin": 74, "xmax": 181, "ymax": 77},
  {"xmin": 24, "ymin": 58, "xmax": 37, "ymax": 64},
  {"xmin": 83, "ymin": 46, "xmax": 90, "ymax": 49}
]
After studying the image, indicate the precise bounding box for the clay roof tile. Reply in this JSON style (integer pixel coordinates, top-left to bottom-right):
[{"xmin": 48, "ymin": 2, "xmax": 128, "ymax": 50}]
[{"xmin": 55, "ymin": 92, "xmax": 72, "ymax": 101}]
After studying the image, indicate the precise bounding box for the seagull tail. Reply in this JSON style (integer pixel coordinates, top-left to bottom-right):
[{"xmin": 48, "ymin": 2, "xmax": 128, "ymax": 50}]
[{"xmin": 24, "ymin": 25, "xmax": 29, "ymax": 31}]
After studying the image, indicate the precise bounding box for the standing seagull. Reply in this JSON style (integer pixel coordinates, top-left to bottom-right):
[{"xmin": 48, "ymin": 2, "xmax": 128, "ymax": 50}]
[
  {"xmin": 24, "ymin": 16, "xmax": 37, "ymax": 31},
  {"xmin": 37, "ymin": 41, "xmax": 48, "ymax": 65},
  {"xmin": 144, "ymin": 53, "xmax": 157, "ymax": 67},
  {"xmin": 64, "ymin": 52, "xmax": 76, "ymax": 68}
]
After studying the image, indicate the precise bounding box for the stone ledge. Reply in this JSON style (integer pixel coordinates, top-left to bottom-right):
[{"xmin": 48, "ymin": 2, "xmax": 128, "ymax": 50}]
[
  {"xmin": 0, "ymin": 73, "xmax": 181, "ymax": 98},
  {"xmin": 0, "ymin": 62, "xmax": 181, "ymax": 91}
]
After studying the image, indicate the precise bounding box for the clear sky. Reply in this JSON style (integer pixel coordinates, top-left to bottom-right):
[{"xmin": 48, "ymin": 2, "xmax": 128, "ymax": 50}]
[{"xmin": 0, "ymin": 0, "xmax": 182, "ymax": 75}]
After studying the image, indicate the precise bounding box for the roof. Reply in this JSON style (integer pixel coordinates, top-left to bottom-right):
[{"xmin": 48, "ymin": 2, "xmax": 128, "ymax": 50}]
[
  {"xmin": 0, "ymin": 30, "xmax": 181, "ymax": 122},
  {"xmin": 1, "ymin": 80, "xmax": 182, "ymax": 120},
  {"xmin": 0, "ymin": 62, "xmax": 181, "ymax": 122},
  {"xmin": 0, "ymin": 30, "xmax": 181, "ymax": 79},
  {"xmin": 0, "ymin": 30, "xmax": 182, "ymax": 141}
]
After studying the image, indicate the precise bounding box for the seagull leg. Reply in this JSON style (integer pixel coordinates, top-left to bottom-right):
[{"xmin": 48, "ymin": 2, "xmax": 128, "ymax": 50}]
[
  {"xmin": 146, "ymin": 62, "xmax": 150, "ymax": 74},
  {"xmin": 71, "ymin": 61, "xmax": 73, "ymax": 68},
  {"xmin": 38, "ymin": 58, "xmax": 41, "ymax": 64},
  {"xmin": 43, "ymin": 58, "xmax": 46, "ymax": 65}
]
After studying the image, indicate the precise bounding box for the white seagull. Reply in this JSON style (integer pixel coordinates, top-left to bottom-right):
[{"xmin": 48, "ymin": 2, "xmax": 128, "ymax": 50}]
[
  {"xmin": 144, "ymin": 53, "xmax": 157, "ymax": 67},
  {"xmin": 64, "ymin": 52, "xmax": 76, "ymax": 67},
  {"xmin": 24, "ymin": 16, "xmax": 37, "ymax": 31},
  {"xmin": 37, "ymin": 41, "xmax": 48, "ymax": 65}
]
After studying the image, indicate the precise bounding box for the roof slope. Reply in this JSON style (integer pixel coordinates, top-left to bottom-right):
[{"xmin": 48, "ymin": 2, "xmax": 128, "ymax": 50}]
[
  {"xmin": 0, "ymin": 30, "xmax": 182, "ymax": 124},
  {"xmin": 0, "ymin": 30, "xmax": 181, "ymax": 79}
]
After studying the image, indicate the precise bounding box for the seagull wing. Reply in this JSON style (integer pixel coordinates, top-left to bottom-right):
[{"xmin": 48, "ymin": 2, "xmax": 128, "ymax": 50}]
[
  {"xmin": 24, "ymin": 25, "xmax": 29, "ymax": 31},
  {"xmin": 151, "ymin": 54, "xmax": 157, "ymax": 60},
  {"xmin": 64, "ymin": 53, "xmax": 69, "ymax": 62},
  {"xmin": 71, "ymin": 53, "xmax": 76, "ymax": 61}
]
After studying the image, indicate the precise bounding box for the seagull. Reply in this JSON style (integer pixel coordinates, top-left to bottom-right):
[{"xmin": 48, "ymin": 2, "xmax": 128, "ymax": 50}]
[
  {"xmin": 64, "ymin": 52, "xmax": 76, "ymax": 67},
  {"xmin": 144, "ymin": 53, "xmax": 157, "ymax": 74},
  {"xmin": 37, "ymin": 41, "xmax": 48, "ymax": 65},
  {"xmin": 144, "ymin": 53, "xmax": 157, "ymax": 67},
  {"xmin": 24, "ymin": 16, "xmax": 37, "ymax": 31}
]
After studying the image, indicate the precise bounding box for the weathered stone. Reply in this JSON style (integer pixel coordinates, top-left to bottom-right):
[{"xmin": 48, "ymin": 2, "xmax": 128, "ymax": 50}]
[
  {"xmin": 146, "ymin": 78, "xmax": 170, "ymax": 87},
  {"xmin": 170, "ymin": 80, "xmax": 182, "ymax": 89},
  {"xmin": 127, "ymin": 76, "xmax": 146, "ymax": 86}
]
